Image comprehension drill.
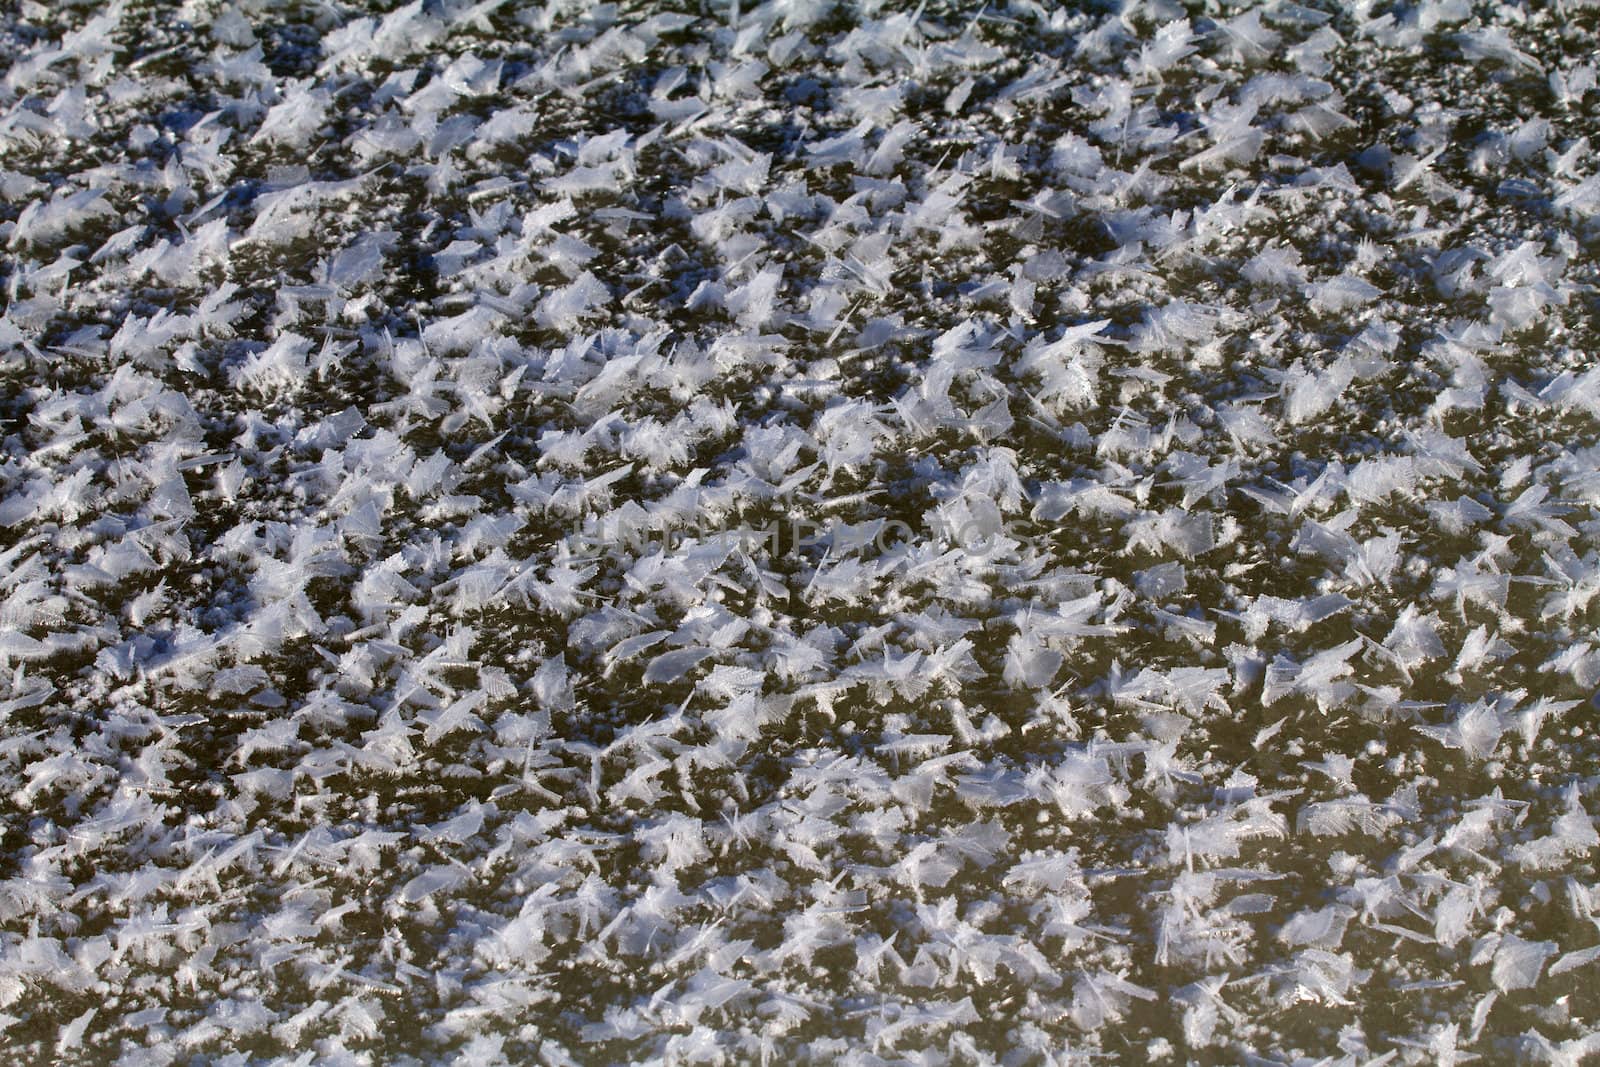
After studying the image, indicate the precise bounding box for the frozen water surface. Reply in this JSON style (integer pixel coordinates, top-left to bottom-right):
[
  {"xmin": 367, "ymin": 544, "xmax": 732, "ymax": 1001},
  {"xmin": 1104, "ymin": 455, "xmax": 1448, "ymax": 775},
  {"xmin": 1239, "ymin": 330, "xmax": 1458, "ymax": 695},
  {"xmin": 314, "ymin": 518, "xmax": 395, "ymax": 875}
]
[{"xmin": 2, "ymin": 0, "xmax": 1600, "ymax": 1062}]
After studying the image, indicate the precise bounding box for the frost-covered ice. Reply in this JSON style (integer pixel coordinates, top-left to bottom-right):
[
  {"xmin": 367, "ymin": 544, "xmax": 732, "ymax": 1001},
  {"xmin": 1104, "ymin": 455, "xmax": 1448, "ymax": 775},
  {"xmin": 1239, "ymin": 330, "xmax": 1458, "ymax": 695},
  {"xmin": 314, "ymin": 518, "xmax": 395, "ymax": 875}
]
[{"xmin": 3, "ymin": 0, "xmax": 1600, "ymax": 1062}]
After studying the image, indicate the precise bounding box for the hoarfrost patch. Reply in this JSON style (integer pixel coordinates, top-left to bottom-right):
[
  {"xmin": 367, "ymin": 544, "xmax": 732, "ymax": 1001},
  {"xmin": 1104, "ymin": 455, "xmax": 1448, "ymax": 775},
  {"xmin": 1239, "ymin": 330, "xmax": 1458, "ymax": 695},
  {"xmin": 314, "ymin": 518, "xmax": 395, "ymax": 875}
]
[{"xmin": 2, "ymin": 0, "xmax": 1600, "ymax": 1062}]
